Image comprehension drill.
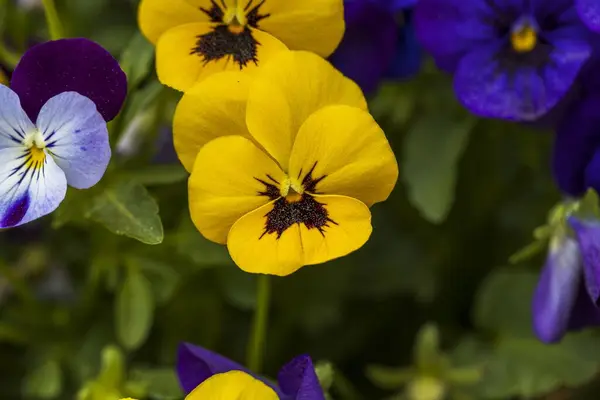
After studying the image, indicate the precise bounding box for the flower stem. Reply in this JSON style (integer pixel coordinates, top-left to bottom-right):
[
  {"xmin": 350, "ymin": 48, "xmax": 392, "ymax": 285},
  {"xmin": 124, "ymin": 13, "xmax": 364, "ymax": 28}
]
[
  {"xmin": 41, "ymin": 0, "xmax": 65, "ymax": 40},
  {"xmin": 246, "ymin": 274, "xmax": 271, "ymax": 373}
]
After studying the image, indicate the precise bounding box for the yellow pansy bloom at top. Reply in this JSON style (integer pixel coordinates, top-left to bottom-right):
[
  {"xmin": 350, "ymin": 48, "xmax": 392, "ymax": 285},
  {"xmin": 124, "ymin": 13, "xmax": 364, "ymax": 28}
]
[
  {"xmin": 138, "ymin": 0, "xmax": 345, "ymax": 91},
  {"xmin": 174, "ymin": 51, "xmax": 398, "ymax": 276},
  {"xmin": 119, "ymin": 371, "xmax": 276, "ymax": 399}
]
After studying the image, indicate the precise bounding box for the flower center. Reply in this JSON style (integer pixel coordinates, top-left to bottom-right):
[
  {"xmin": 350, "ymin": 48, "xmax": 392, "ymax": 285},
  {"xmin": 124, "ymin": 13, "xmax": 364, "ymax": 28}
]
[
  {"xmin": 22, "ymin": 131, "xmax": 46, "ymax": 169},
  {"xmin": 255, "ymin": 163, "xmax": 336, "ymax": 239},
  {"xmin": 511, "ymin": 18, "xmax": 538, "ymax": 53},
  {"xmin": 192, "ymin": 0, "xmax": 270, "ymax": 68}
]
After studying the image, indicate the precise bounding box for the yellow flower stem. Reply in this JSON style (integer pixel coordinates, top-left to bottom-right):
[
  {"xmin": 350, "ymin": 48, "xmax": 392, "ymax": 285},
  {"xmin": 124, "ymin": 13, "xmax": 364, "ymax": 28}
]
[
  {"xmin": 246, "ymin": 274, "xmax": 271, "ymax": 373},
  {"xmin": 41, "ymin": 0, "xmax": 65, "ymax": 40}
]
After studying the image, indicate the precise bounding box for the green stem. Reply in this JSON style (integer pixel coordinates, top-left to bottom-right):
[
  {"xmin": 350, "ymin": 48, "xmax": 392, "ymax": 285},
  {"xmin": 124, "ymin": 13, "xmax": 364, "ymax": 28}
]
[
  {"xmin": 246, "ymin": 274, "xmax": 271, "ymax": 373},
  {"xmin": 41, "ymin": 0, "xmax": 65, "ymax": 40}
]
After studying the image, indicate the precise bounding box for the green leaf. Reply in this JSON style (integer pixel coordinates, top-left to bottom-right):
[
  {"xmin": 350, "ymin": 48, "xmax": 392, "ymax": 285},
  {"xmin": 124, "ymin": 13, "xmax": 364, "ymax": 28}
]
[
  {"xmin": 52, "ymin": 187, "xmax": 97, "ymax": 228},
  {"xmin": 88, "ymin": 181, "xmax": 164, "ymax": 245},
  {"xmin": 126, "ymin": 256, "xmax": 180, "ymax": 305},
  {"xmin": 480, "ymin": 334, "xmax": 600, "ymax": 398},
  {"xmin": 124, "ymin": 164, "xmax": 188, "ymax": 186},
  {"xmin": 414, "ymin": 323, "xmax": 441, "ymax": 371},
  {"xmin": 314, "ymin": 361, "xmax": 335, "ymax": 392},
  {"xmin": 508, "ymin": 239, "xmax": 547, "ymax": 264},
  {"xmin": 115, "ymin": 269, "xmax": 154, "ymax": 351},
  {"xmin": 120, "ymin": 32, "xmax": 155, "ymax": 90},
  {"xmin": 402, "ymin": 114, "xmax": 475, "ymax": 223},
  {"xmin": 97, "ymin": 345, "xmax": 126, "ymax": 389},
  {"xmin": 175, "ymin": 217, "xmax": 233, "ymax": 267},
  {"xmin": 473, "ymin": 269, "xmax": 538, "ymax": 336},
  {"xmin": 366, "ymin": 365, "xmax": 415, "ymax": 389},
  {"xmin": 22, "ymin": 360, "xmax": 63, "ymax": 399}
]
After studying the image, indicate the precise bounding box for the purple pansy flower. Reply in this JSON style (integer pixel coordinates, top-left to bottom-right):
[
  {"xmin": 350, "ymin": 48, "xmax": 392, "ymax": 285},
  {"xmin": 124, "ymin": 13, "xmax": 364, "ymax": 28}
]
[
  {"xmin": 414, "ymin": 0, "xmax": 593, "ymax": 121},
  {"xmin": 329, "ymin": 0, "xmax": 421, "ymax": 93},
  {"xmin": 177, "ymin": 342, "xmax": 325, "ymax": 399},
  {"xmin": 532, "ymin": 220, "xmax": 600, "ymax": 343},
  {"xmin": 552, "ymin": 93, "xmax": 600, "ymax": 197},
  {"xmin": 578, "ymin": 0, "xmax": 600, "ymax": 32},
  {"xmin": 0, "ymin": 38, "xmax": 126, "ymax": 228}
]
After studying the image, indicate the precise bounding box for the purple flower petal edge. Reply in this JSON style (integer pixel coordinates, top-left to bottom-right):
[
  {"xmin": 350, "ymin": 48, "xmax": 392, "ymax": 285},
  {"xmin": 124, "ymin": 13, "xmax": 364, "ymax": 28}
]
[
  {"xmin": 11, "ymin": 38, "xmax": 127, "ymax": 122},
  {"xmin": 176, "ymin": 342, "xmax": 247, "ymax": 393},
  {"xmin": 176, "ymin": 342, "xmax": 284, "ymax": 396},
  {"xmin": 277, "ymin": 354, "xmax": 325, "ymax": 400}
]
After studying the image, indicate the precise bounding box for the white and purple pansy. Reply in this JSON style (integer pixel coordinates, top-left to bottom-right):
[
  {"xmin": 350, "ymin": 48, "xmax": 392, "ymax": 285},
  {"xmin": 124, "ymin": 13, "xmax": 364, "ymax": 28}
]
[{"xmin": 0, "ymin": 38, "xmax": 127, "ymax": 228}]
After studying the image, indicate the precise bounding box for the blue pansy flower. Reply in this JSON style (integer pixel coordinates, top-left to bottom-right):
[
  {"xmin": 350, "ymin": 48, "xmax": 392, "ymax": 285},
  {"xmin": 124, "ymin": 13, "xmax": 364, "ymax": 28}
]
[
  {"xmin": 0, "ymin": 38, "xmax": 127, "ymax": 228},
  {"xmin": 414, "ymin": 0, "xmax": 593, "ymax": 121},
  {"xmin": 533, "ymin": 219, "xmax": 600, "ymax": 343},
  {"xmin": 329, "ymin": 0, "xmax": 421, "ymax": 93},
  {"xmin": 177, "ymin": 342, "xmax": 325, "ymax": 399}
]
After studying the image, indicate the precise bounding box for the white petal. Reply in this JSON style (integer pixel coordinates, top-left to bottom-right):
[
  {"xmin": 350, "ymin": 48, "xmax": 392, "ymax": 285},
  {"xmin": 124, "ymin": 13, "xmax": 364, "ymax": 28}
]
[
  {"xmin": 36, "ymin": 92, "xmax": 111, "ymax": 189},
  {"xmin": 0, "ymin": 85, "xmax": 36, "ymax": 150},
  {"xmin": 0, "ymin": 147, "xmax": 67, "ymax": 228}
]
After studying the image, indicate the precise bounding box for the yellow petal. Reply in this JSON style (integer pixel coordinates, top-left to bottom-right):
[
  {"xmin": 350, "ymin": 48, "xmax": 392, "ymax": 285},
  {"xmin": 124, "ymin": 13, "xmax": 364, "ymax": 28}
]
[
  {"xmin": 246, "ymin": 51, "xmax": 366, "ymax": 170},
  {"xmin": 301, "ymin": 195, "xmax": 372, "ymax": 266},
  {"xmin": 189, "ymin": 135, "xmax": 285, "ymax": 244},
  {"xmin": 138, "ymin": 0, "xmax": 218, "ymax": 44},
  {"xmin": 173, "ymin": 71, "xmax": 252, "ymax": 172},
  {"xmin": 227, "ymin": 194, "xmax": 371, "ymax": 275},
  {"xmin": 187, "ymin": 370, "xmax": 278, "ymax": 399},
  {"xmin": 156, "ymin": 23, "xmax": 288, "ymax": 91},
  {"xmin": 289, "ymin": 105, "xmax": 398, "ymax": 206},
  {"xmin": 242, "ymin": 0, "xmax": 345, "ymax": 57}
]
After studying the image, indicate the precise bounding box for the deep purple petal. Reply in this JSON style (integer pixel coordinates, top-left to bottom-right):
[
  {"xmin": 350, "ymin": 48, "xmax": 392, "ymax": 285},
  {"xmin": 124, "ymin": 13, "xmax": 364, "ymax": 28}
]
[
  {"xmin": 453, "ymin": 36, "xmax": 590, "ymax": 121},
  {"xmin": 373, "ymin": 0, "xmax": 417, "ymax": 12},
  {"xmin": 553, "ymin": 95, "xmax": 600, "ymax": 197},
  {"xmin": 385, "ymin": 12, "xmax": 423, "ymax": 79},
  {"xmin": 532, "ymin": 236, "xmax": 582, "ymax": 343},
  {"xmin": 277, "ymin": 355, "xmax": 325, "ymax": 400},
  {"xmin": 413, "ymin": 0, "xmax": 497, "ymax": 72},
  {"xmin": 329, "ymin": 0, "xmax": 398, "ymax": 93},
  {"xmin": 569, "ymin": 217, "xmax": 600, "ymax": 304},
  {"xmin": 585, "ymin": 147, "xmax": 600, "ymax": 193},
  {"xmin": 176, "ymin": 343, "xmax": 284, "ymax": 396},
  {"xmin": 567, "ymin": 281, "xmax": 600, "ymax": 330},
  {"xmin": 577, "ymin": 0, "xmax": 600, "ymax": 32},
  {"xmin": 176, "ymin": 343, "xmax": 248, "ymax": 393},
  {"xmin": 11, "ymin": 38, "xmax": 127, "ymax": 122}
]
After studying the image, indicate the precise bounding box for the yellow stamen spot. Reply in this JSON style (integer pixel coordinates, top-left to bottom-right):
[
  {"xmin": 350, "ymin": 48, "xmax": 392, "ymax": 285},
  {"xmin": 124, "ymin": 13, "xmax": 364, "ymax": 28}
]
[
  {"xmin": 23, "ymin": 131, "xmax": 46, "ymax": 169},
  {"xmin": 28, "ymin": 146, "xmax": 46, "ymax": 166},
  {"xmin": 511, "ymin": 25, "xmax": 537, "ymax": 53}
]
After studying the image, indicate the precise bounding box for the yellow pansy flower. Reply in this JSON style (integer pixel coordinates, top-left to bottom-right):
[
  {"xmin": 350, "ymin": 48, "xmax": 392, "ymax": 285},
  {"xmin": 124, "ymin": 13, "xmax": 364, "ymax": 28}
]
[
  {"xmin": 175, "ymin": 51, "xmax": 398, "ymax": 276},
  {"xmin": 120, "ymin": 371, "xmax": 276, "ymax": 399},
  {"xmin": 138, "ymin": 0, "xmax": 345, "ymax": 92}
]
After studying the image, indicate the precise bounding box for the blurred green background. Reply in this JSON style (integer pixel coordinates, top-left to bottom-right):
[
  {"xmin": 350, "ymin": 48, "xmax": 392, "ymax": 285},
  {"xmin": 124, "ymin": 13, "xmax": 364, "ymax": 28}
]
[{"xmin": 2, "ymin": 0, "xmax": 600, "ymax": 399}]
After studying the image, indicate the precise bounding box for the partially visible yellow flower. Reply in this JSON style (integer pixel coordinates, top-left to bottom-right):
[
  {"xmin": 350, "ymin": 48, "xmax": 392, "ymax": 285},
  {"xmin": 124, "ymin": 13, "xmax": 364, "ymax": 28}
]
[
  {"xmin": 188, "ymin": 371, "xmax": 277, "ymax": 399},
  {"xmin": 174, "ymin": 51, "xmax": 398, "ymax": 275},
  {"xmin": 119, "ymin": 371, "xmax": 276, "ymax": 399},
  {"xmin": 0, "ymin": 69, "xmax": 7, "ymax": 86},
  {"xmin": 138, "ymin": 0, "xmax": 344, "ymax": 91}
]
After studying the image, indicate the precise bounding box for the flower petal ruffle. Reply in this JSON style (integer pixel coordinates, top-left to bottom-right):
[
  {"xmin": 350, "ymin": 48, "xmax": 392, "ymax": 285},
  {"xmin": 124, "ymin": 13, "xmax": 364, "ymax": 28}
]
[{"xmin": 11, "ymin": 38, "xmax": 127, "ymax": 122}]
